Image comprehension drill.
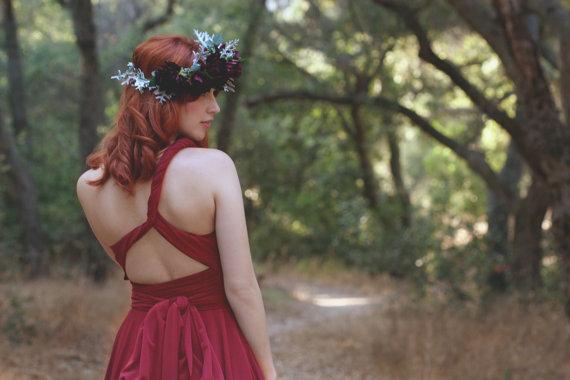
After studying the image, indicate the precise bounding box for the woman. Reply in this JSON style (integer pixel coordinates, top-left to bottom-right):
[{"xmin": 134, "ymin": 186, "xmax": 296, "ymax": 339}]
[{"xmin": 76, "ymin": 32, "xmax": 277, "ymax": 379}]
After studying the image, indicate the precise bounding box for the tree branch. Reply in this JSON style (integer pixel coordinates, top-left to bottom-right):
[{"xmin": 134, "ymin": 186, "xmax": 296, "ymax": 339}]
[
  {"xmin": 246, "ymin": 90, "xmax": 354, "ymax": 107},
  {"xmin": 246, "ymin": 89, "xmax": 516, "ymax": 209},
  {"xmin": 445, "ymin": 0, "xmax": 520, "ymax": 82},
  {"xmin": 384, "ymin": 100, "xmax": 516, "ymax": 209},
  {"xmin": 266, "ymin": 34, "xmax": 322, "ymax": 86},
  {"xmin": 373, "ymin": 0, "xmax": 519, "ymax": 133},
  {"xmin": 527, "ymin": 0, "xmax": 570, "ymax": 125},
  {"xmin": 372, "ymin": 0, "xmax": 548, "ymax": 181}
]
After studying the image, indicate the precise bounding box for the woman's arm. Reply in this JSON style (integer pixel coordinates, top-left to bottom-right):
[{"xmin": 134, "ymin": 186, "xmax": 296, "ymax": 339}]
[{"xmin": 212, "ymin": 151, "xmax": 277, "ymax": 380}]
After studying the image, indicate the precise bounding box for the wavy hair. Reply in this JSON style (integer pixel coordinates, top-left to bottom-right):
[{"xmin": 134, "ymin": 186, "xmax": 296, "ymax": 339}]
[{"xmin": 86, "ymin": 35, "xmax": 209, "ymax": 194}]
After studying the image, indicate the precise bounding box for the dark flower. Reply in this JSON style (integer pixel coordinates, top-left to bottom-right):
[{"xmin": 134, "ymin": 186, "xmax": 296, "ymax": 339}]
[
  {"xmin": 153, "ymin": 61, "xmax": 185, "ymax": 97},
  {"xmin": 205, "ymin": 53, "xmax": 226, "ymax": 79},
  {"xmin": 226, "ymin": 60, "xmax": 242, "ymax": 77},
  {"xmin": 188, "ymin": 73, "xmax": 209, "ymax": 97},
  {"xmin": 192, "ymin": 73, "xmax": 204, "ymax": 84}
]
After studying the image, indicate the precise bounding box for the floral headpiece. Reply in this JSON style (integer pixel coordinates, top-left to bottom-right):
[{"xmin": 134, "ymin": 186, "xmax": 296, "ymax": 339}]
[{"xmin": 111, "ymin": 30, "xmax": 242, "ymax": 103}]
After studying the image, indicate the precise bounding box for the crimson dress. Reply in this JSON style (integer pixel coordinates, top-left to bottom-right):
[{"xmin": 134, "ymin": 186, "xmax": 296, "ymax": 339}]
[{"xmin": 103, "ymin": 136, "xmax": 265, "ymax": 380}]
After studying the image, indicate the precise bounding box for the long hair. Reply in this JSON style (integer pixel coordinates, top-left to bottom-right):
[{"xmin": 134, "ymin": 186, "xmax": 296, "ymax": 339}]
[{"xmin": 85, "ymin": 35, "xmax": 209, "ymax": 195}]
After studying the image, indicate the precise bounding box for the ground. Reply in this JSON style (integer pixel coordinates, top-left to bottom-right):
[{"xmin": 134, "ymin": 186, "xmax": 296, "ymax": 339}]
[{"xmin": 1, "ymin": 259, "xmax": 569, "ymax": 379}]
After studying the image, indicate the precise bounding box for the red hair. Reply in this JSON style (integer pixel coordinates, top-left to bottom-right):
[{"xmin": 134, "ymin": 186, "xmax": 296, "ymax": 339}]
[{"xmin": 86, "ymin": 34, "xmax": 209, "ymax": 194}]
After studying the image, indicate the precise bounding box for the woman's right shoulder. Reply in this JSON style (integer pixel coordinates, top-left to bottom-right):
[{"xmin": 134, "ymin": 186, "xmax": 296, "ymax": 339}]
[
  {"xmin": 176, "ymin": 147, "xmax": 235, "ymax": 168},
  {"xmin": 172, "ymin": 147, "xmax": 238, "ymax": 185},
  {"xmin": 169, "ymin": 148, "xmax": 240, "ymax": 201}
]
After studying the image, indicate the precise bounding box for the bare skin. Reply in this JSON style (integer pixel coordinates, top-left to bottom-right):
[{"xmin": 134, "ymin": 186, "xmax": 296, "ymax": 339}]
[{"xmin": 76, "ymin": 89, "xmax": 277, "ymax": 379}]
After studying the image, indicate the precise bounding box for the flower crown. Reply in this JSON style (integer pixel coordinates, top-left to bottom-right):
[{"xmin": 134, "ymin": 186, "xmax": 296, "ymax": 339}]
[{"xmin": 111, "ymin": 30, "xmax": 242, "ymax": 103}]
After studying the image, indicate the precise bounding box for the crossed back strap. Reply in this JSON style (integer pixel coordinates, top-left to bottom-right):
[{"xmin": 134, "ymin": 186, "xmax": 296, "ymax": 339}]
[
  {"xmin": 110, "ymin": 136, "xmax": 202, "ymax": 280},
  {"xmin": 146, "ymin": 136, "xmax": 198, "ymax": 222}
]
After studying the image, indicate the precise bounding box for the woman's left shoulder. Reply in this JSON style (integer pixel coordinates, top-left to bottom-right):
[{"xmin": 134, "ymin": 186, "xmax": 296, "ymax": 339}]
[
  {"xmin": 76, "ymin": 167, "xmax": 104, "ymax": 195},
  {"xmin": 78, "ymin": 166, "xmax": 103, "ymax": 182}
]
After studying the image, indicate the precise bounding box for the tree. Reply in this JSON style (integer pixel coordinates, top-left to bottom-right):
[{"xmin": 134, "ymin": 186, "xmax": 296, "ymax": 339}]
[
  {"xmin": 373, "ymin": 0, "xmax": 570, "ymax": 313},
  {"xmin": 247, "ymin": 0, "xmax": 406, "ymax": 232},
  {"xmin": 215, "ymin": 0, "xmax": 267, "ymax": 153},
  {"xmin": 245, "ymin": 0, "xmax": 556, "ymax": 297},
  {"xmin": 57, "ymin": 0, "xmax": 107, "ymax": 281},
  {"xmin": 1, "ymin": 0, "xmax": 48, "ymax": 277}
]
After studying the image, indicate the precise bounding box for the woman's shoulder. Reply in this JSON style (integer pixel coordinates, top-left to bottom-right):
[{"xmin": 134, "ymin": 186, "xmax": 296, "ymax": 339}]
[
  {"xmin": 77, "ymin": 167, "xmax": 104, "ymax": 189},
  {"xmin": 76, "ymin": 167, "xmax": 105, "ymax": 206},
  {"xmin": 173, "ymin": 146, "xmax": 236, "ymax": 171},
  {"xmin": 168, "ymin": 147, "xmax": 238, "ymax": 190}
]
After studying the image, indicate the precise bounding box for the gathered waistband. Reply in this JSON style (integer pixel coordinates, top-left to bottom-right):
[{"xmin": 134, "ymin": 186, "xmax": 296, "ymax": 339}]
[
  {"xmin": 129, "ymin": 269, "xmax": 230, "ymax": 312},
  {"xmin": 131, "ymin": 269, "xmax": 229, "ymax": 311},
  {"xmin": 131, "ymin": 289, "xmax": 230, "ymax": 312}
]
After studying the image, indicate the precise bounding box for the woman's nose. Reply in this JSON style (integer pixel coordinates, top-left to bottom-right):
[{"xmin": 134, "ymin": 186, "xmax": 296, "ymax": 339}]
[
  {"xmin": 210, "ymin": 98, "xmax": 220, "ymax": 113},
  {"xmin": 209, "ymin": 97, "xmax": 220, "ymax": 113},
  {"xmin": 208, "ymin": 93, "xmax": 220, "ymax": 114}
]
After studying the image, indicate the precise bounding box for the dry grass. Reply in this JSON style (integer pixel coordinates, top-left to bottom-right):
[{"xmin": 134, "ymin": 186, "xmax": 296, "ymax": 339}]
[
  {"xmin": 0, "ymin": 269, "xmax": 130, "ymax": 379},
  {"xmin": 369, "ymin": 294, "xmax": 570, "ymax": 379}
]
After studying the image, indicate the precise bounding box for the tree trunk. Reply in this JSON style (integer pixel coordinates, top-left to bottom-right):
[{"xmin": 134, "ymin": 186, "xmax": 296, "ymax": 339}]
[
  {"xmin": 2, "ymin": 0, "xmax": 30, "ymax": 149},
  {"xmin": 216, "ymin": 0, "xmax": 266, "ymax": 153},
  {"xmin": 493, "ymin": 0, "xmax": 570, "ymax": 315},
  {"xmin": 0, "ymin": 111, "xmax": 47, "ymax": 277},
  {"xmin": 1, "ymin": 0, "xmax": 48, "ymax": 277},
  {"xmin": 486, "ymin": 140, "xmax": 523, "ymax": 292},
  {"xmin": 67, "ymin": 0, "xmax": 105, "ymax": 165},
  {"xmin": 510, "ymin": 176, "xmax": 550, "ymax": 292},
  {"xmin": 64, "ymin": 0, "xmax": 108, "ymax": 282},
  {"xmin": 552, "ymin": 182, "xmax": 570, "ymax": 316},
  {"xmin": 386, "ymin": 128, "xmax": 411, "ymax": 228},
  {"xmin": 350, "ymin": 104, "xmax": 379, "ymax": 210}
]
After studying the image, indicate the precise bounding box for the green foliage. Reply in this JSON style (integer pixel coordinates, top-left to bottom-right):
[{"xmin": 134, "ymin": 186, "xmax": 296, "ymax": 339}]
[
  {"xmin": 1, "ymin": 0, "xmax": 560, "ymax": 307},
  {"xmin": 345, "ymin": 213, "xmax": 436, "ymax": 291},
  {"xmin": 422, "ymin": 144, "xmax": 487, "ymax": 218},
  {"xmin": 429, "ymin": 222, "xmax": 489, "ymax": 301}
]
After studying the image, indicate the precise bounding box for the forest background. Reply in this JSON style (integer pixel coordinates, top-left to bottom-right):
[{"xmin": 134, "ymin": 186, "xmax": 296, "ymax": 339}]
[{"xmin": 1, "ymin": 0, "xmax": 570, "ymax": 378}]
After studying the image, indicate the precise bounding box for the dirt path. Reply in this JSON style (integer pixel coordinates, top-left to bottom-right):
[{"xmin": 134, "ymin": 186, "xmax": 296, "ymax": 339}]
[{"xmin": 261, "ymin": 272, "xmax": 398, "ymax": 380}]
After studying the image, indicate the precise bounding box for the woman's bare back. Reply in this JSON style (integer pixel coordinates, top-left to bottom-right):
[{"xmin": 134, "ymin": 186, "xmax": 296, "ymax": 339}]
[{"xmin": 77, "ymin": 146, "xmax": 222, "ymax": 284}]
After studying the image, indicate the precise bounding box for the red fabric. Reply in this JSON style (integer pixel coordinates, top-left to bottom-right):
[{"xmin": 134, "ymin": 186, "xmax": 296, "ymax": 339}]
[{"xmin": 104, "ymin": 136, "xmax": 265, "ymax": 379}]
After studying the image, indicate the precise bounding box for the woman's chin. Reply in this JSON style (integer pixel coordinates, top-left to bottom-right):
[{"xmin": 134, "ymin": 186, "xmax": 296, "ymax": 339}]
[{"xmin": 179, "ymin": 129, "xmax": 204, "ymax": 142}]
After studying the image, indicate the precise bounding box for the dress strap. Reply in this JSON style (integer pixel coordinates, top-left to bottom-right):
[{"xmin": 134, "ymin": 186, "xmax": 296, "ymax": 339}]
[{"xmin": 146, "ymin": 136, "xmax": 198, "ymax": 221}]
